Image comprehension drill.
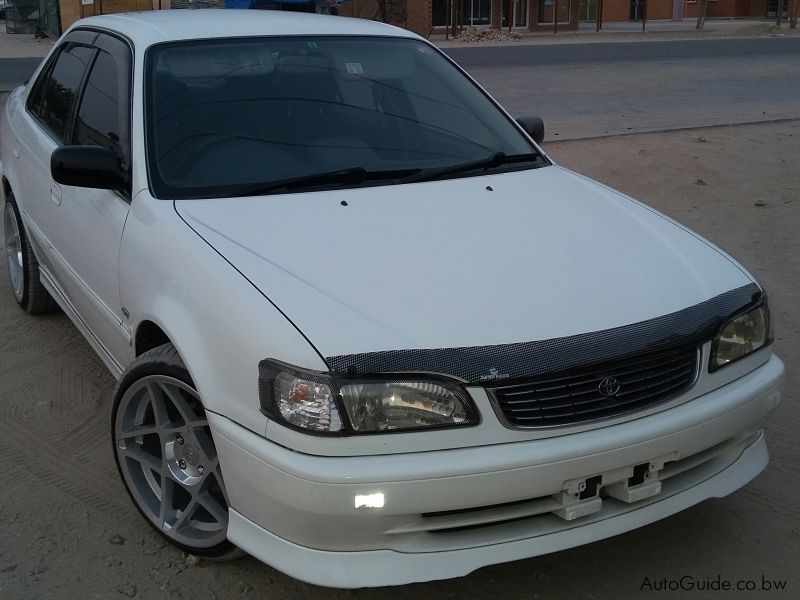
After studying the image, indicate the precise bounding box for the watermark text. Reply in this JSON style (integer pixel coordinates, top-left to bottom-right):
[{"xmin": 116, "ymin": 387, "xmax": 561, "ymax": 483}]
[{"xmin": 640, "ymin": 574, "xmax": 787, "ymax": 593}]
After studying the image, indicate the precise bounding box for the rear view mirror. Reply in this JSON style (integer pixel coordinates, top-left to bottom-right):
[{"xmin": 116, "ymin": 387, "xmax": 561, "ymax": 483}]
[
  {"xmin": 516, "ymin": 116, "xmax": 545, "ymax": 144},
  {"xmin": 51, "ymin": 146, "xmax": 125, "ymax": 190}
]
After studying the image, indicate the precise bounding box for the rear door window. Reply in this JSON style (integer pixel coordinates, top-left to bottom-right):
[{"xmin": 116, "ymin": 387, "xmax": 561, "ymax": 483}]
[{"xmin": 34, "ymin": 44, "xmax": 95, "ymax": 143}]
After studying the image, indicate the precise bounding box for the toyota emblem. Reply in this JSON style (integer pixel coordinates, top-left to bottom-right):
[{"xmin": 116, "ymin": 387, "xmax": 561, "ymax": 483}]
[{"xmin": 598, "ymin": 376, "xmax": 621, "ymax": 397}]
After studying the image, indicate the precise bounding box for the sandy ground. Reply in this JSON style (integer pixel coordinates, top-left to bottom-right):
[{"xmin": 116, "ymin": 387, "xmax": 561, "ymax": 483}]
[{"xmin": 0, "ymin": 110, "xmax": 798, "ymax": 597}]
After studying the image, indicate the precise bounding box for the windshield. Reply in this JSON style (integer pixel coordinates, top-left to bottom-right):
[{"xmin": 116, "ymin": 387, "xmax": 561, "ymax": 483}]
[{"xmin": 144, "ymin": 36, "xmax": 544, "ymax": 199}]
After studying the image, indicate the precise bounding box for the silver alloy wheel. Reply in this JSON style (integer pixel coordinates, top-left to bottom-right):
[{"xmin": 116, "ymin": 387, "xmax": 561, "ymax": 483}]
[
  {"xmin": 4, "ymin": 202, "xmax": 24, "ymax": 302},
  {"xmin": 115, "ymin": 375, "xmax": 229, "ymax": 549}
]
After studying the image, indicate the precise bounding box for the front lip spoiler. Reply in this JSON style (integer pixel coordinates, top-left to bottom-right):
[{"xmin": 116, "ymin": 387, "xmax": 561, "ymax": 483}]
[{"xmin": 225, "ymin": 431, "xmax": 770, "ymax": 588}]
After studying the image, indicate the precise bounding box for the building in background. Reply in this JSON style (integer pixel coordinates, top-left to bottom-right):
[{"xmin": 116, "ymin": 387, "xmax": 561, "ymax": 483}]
[
  {"xmin": 70, "ymin": 1, "xmax": 155, "ymax": 31},
  {"xmin": 53, "ymin": 0, "xmax": 342, "ymax": 31},
  {"xmin": 338, "ymin": 0, "xmax": 580, "ymax": 35},
  {"xmin": 6, "ymin": 0, "xmax": 791, "ymax": 41},
  {"xmin": 4, "ymin": 0, "xmax": 61, "ymax": 35},
  {"xmin": 338, "ymin": 0, "xmax": 789, "ymax": 34},
  {"xmin": 598, "ymin": 0, "xmax": 778, "ymax": 22}
]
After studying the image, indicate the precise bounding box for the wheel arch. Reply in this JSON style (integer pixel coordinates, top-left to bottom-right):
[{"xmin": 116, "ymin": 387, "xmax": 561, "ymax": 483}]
[
  {"xmin": 134, "ymin": 319, "xmax": 173, "ymax": 357},
  {"xmin": 2, "ymin": 176, "xmax": 12, "ymax": 202},
  {"xmin": 129, "ymin": 313, "xmax": 215, "ymax": 414}
]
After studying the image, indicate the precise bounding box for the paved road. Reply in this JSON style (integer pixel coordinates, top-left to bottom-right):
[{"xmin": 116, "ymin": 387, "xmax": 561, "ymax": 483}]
[
  {"xmin": 0, "ymin": 57, "xmax": 42, "ymax": 93},
  {"xmin": 443, "ymin": 37, "xmax": 800, "ymax": 139},
  {"xmin": 444, "ymin": 37, "xmax": 800, "ymax": 66}
]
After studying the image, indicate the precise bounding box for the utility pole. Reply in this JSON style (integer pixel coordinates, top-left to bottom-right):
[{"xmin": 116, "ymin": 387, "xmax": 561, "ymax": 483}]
[
  {"xmin": 596, "ymin": 0, "xmax": 603, "ymax": 32},
  {"xmin": 642, "ymin": 0, "xmax": 647, "ymax": 31},
  {"xmin": 554, "ymin": 0, "xmax": 559, "ymax": 34}
]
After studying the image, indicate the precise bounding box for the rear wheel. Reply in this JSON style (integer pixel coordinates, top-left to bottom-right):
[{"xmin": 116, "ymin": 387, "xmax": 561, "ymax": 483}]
[
  {"xmin": 3, "ymin": 195, "xmax": 57, "ymax": 313},
  {"xmin": 112, "ymin": 343, "xmax": 240, "ymax": 559}
]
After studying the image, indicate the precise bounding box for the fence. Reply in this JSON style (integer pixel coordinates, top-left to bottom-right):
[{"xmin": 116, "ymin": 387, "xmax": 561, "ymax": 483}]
[{"xmin": 5, "ymin": 0, "xmax": 60, "ymax": 35}]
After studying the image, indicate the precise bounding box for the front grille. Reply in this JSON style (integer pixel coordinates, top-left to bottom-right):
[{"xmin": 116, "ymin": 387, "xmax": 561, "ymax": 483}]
[{"xmin": 490, "ymin": 345, "xmax": 699, "ymax": 428}]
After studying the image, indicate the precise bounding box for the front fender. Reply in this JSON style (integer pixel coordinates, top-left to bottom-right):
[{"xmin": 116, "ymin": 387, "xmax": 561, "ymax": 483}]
[{"xmin": 119, "ymin": 191, "xmax": 327, "ymax": 435}]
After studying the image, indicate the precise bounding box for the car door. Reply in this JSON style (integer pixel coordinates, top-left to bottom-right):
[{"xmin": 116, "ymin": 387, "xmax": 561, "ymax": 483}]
[
  {"xmin": 14, "ymin": 32, "xmax": 97, "ymax": 279},
  {"xmin": 42, "ymin": 32, "xmax": 135, "ymax": 371}
]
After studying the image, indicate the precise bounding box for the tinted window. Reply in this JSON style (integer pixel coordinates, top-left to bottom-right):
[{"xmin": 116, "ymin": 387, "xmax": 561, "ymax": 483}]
[
  {"xmin": 145, "ymin": 36, "xmax": 540, "ymax": 199},
  {"xmin": 26, "ymin": 58, "xmax": 54, "ymax": 117},
  {"xmin": 37, "ymin": 45, "xmax": 94, "ymax": 142},
  {"xmin": 74, "ymin": 50, "xmax": 124, "ymax": 159}
]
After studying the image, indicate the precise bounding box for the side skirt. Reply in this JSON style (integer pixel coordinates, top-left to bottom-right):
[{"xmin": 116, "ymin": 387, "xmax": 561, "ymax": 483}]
[{"xmin": 39, "ymin": 265, "xmax": 124, "ymax": 379}]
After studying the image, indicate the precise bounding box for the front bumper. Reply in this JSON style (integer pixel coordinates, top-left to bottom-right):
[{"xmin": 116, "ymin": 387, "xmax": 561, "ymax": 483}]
[{"xmin": 210, "ymin": 354, "xmax": 783, "ymax": 588}]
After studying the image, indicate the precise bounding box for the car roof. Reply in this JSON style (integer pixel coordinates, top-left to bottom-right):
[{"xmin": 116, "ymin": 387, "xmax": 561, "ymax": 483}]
[{"xmin": 73, "ymin": 9, "xmax": 418, "ymax": 49}]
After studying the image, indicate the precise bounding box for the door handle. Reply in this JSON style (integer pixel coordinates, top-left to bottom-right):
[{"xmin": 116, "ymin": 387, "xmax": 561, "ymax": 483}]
[
  {"xmin": 50, "ymin": 184, "xmax": 62, "ymax": 206},
  {"xmin": 12, "ymin": 139, "xmax": 20, "ymax": 159}
]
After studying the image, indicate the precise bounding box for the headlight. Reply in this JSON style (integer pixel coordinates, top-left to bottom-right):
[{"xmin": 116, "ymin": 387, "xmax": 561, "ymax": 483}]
[
  {"xmin": 259, "ymin": 360, "xmax": 478, "ymax": 435},
  {"xmin": 273, "ymin": 371, "xmax": 343, "ymax": 433},
  {"xmin": 710, "ymin": 300, "xmax": 771, "ymax": 371}
]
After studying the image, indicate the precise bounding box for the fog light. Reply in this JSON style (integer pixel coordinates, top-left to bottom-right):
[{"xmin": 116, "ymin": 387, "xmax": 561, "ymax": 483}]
[{"xmin": 355, "ymin": 493, "xmax": 385, "ymax": 509}]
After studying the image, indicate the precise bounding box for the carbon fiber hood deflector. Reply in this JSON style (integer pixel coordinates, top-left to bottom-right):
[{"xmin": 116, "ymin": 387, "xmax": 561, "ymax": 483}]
[{"xmin": 325, "ymin": 283, "xmax": 761, "ymax": 383}]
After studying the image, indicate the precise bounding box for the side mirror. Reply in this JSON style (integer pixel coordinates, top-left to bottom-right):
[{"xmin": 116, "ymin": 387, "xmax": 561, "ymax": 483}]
[
  {"xmin": 516, "ymin": 116, "xmax": 545, "ymax": 144},
  {"xmin": 51, "ymin": 145, "xmax": 125, "ymax": 190}
]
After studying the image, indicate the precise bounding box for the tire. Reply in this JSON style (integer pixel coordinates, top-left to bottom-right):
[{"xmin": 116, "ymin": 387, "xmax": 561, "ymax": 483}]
[
  {"xmin": 111, "ymin": 343, "xmax": 241, "ymax": 560},
  {"xmin": 3, "ymin": 194, "xmax": 58, "ymax": 314}
]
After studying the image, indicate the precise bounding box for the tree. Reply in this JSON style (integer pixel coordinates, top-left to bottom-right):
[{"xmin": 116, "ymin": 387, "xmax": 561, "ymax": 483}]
[
  {"xmin": 695, "ymin": 0, "xmax": 709, "ymax": 30},
  {"xmin": 790, "ymin": 0, "xmax": 798, "ymax": 29}
]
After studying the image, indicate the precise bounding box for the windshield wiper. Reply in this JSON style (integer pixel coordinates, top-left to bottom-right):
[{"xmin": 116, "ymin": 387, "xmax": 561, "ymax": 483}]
[
  {"xmin": 224, "ymin": 154, "xmax": 540, "ymax": 197},
  {"xmin": 405, "ymin": 152, "xmax": 542, "ymax": 184},
  {"xmin": 233, "ymin": 167, "xmax": 423, "ymax": 197}
]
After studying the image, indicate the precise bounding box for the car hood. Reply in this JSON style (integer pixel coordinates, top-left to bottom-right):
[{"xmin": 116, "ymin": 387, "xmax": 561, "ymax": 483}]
[{"xmin": 175, "ymin": 165, "xmax": 752, "ymax": 366}]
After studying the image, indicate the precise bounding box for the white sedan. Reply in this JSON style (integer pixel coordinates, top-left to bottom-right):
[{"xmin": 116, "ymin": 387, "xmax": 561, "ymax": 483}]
[{"xmin": 0, "ymin": 9, "xmax": 784, "ymax": 588}]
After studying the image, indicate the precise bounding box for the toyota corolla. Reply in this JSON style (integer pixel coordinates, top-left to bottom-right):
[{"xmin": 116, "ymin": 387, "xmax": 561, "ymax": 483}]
[{"xmin": 0, "ymin": 10, "xmax": 784, "ymax": 588}]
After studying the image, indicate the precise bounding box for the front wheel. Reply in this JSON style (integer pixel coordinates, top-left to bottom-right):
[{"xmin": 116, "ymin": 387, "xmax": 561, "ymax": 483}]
[{"xmin": 112, "ymin": 343, "xmax": 240, "ymax": 559}]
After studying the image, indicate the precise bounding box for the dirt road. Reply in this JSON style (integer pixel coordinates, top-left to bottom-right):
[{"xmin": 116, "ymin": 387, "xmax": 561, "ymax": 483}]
[{"xmin": 1, "ymin": 119, "xmax": 797, "ymax": 599}]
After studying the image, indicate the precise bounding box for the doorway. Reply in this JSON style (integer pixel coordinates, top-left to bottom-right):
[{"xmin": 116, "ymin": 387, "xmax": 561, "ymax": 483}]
[
  {"xmin": 629, "ymin": 0, "xmax": 645, "ymax": 20},
  {"xmin": 502, "ymin": 0, "xmax": 530, "ymax": 27},
  {"xmin": 766, "ymin": 0, "xmax": 789, "ymax": 17},
  {"xmin": 538, "ymin": 0, "xmax": 571, "ymax": 23},
  {"xmin": 469, "ymin": 0, "xmax": 492, "ymax": 25}
]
